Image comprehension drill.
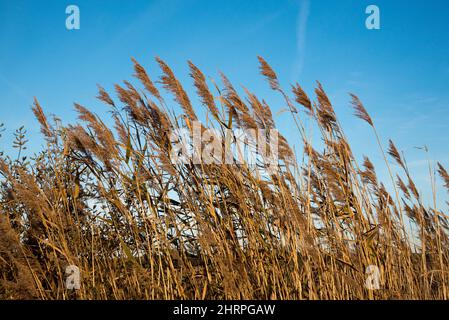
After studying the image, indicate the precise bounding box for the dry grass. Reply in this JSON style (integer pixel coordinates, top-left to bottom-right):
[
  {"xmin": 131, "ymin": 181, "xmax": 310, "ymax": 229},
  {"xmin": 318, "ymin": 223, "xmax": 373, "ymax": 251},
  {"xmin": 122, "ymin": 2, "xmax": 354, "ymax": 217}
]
[{"xmin": 0, "ymin": 57, "xmax": 448, "ymax": 300}]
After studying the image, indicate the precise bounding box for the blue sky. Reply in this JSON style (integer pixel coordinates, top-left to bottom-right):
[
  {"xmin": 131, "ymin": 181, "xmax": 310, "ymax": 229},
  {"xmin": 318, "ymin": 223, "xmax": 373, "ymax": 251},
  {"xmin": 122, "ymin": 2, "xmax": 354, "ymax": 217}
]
[{"xmin": 0, "ymin": 0, "xmax": 448, "ymax": 206}]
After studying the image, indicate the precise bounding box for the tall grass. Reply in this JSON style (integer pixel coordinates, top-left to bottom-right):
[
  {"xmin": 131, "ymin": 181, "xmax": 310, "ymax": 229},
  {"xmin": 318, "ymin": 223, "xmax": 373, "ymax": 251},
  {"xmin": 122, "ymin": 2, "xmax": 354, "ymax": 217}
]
[{"xmin": 0, "ymin": 57, "xmax": 448, "ymax": 300}]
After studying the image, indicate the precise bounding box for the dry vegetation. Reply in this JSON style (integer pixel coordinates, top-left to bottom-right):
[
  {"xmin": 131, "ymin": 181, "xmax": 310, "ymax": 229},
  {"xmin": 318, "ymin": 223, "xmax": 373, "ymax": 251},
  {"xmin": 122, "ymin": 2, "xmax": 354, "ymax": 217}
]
[{"xmin": 1, "ymin": 56, "xmax": 449, "ymax": 300}]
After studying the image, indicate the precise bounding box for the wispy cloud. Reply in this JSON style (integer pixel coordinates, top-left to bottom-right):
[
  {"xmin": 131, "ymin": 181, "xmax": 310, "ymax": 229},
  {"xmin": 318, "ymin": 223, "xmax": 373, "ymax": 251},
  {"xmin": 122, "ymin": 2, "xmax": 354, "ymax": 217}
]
[
  {"xmin": 292, "ymin": 0, "xmax": 310, "ymax": 81},
  {"xmin": 106, "ymin": 0, "xmax": 181, "ymax": 49},
  {"xmin": 239, "ymin": 10, "xmax": 283, "ymax": 38},
  {"xmin": 0, "ymin": 74, "xmax": 28, "ymax": 100}
]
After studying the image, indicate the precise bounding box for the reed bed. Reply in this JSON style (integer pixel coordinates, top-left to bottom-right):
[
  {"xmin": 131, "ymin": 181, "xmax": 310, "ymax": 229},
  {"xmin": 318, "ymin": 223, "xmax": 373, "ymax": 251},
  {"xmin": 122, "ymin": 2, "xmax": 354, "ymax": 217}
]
[{"xmin": 0, "ymin": 57, "xmax": 448, "ymax": 300}]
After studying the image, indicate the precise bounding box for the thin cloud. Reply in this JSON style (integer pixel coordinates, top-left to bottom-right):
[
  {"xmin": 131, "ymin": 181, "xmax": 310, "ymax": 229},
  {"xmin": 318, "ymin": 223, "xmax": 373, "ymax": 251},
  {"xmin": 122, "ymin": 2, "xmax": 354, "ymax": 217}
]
[
  {"xmin": 292, "ymin": 0, "xmax": 310, "ymax": 81},
  {"xmin": 239, "ymin": 10, "xmax": 283, "ymax": 38},
  {"xmin": 0, "ymin": 74, "xmax": 28, "ymax": 100}
]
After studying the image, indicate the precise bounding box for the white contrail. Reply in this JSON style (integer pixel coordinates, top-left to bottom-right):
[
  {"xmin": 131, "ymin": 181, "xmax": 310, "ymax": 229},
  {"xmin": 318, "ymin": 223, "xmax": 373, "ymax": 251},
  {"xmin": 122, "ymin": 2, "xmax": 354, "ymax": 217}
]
[{"xmin": 292, "ymin": 0, "xmax": 310, "ymax": 81}]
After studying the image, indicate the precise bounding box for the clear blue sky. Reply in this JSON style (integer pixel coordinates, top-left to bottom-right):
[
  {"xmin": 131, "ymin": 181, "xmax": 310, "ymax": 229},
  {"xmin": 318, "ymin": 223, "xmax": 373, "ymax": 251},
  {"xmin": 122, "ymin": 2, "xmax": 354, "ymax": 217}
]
[{"xmin": 1, "ymin": 0, "xmax": 448, "ymax": 206}]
